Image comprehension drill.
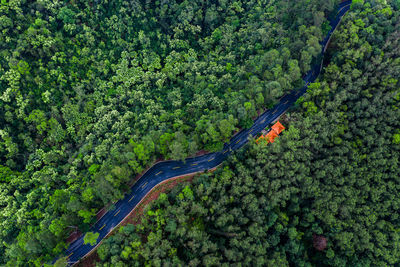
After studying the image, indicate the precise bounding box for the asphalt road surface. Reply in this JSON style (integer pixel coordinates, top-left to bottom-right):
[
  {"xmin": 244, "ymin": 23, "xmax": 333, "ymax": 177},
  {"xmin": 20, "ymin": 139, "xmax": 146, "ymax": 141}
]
[{"xmin": 60, "ymin": 1, "xmax": 352, "ymax": 264}]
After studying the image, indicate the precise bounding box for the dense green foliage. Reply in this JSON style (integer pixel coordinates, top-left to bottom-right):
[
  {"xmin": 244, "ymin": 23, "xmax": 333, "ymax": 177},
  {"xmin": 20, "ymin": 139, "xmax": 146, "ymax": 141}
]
[
  {"xmin": 0, "ymin": 0, "xmax": 342, "ymax": 265},
  {"xmin": 95, "ymin": 1, "xmax": 400, "ymax": 266}
]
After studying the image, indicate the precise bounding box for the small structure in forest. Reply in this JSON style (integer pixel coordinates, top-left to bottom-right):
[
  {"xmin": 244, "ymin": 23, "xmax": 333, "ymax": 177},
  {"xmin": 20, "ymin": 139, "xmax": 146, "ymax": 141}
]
[
  {"xmin": 313, "ymin": 234, "xmax": 327, "ymax": 251},
  {"xmin": 256, "ymin": 121, "xmax": 285, "ymax": 144}
]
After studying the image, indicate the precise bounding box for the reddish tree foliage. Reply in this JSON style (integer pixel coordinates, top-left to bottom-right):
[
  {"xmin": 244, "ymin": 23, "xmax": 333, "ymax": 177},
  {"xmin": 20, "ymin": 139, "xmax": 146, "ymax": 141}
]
[{"xmin": 313, "ymin": 234, "xmax": 327, "ymax": 251}]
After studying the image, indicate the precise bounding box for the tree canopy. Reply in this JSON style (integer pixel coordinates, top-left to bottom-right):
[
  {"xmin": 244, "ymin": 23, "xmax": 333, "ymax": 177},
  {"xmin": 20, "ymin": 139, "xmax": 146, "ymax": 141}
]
[
  {"xmin": 95, "ymin": 0, "xmax": 400, "ymax": 266},
  {"xmin": 1, "ymin": 0, "xmax": 399, "ymax": 265},
  {"xmin": 0, "ymin": 0, "xmax": 342, "ymax": 265}
]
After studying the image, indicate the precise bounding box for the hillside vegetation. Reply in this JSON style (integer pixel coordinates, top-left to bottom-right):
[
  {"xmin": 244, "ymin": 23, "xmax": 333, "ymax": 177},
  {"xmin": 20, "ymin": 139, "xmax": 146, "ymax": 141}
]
[
  {"xmin": 94, "ymin": 1, "xmax": 400, "ymax": 266},
  {"xmin": 0, "ymin": 0, "xmax": 341, "ymax": 265}
]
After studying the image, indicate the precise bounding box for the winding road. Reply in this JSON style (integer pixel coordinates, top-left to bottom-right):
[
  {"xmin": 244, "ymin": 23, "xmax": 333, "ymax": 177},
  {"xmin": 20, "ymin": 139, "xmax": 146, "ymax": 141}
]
[{"xmin": 61, "ymin": 1, "xmax": 352, "ymax": 265}]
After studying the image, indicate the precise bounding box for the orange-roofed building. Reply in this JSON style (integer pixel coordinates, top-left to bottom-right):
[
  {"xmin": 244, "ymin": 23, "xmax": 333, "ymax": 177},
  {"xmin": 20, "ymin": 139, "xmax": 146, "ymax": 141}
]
[
  {"xmin": 256, "ymin": 121, "xmax": 285, "ymax": 144},
  {"xmin": 265, "ymin": 130, "xmax": 279, "ymax": 143},
  {"xmin": 271, "ymin": 121, "xmax": 285, "ymax": 135}
]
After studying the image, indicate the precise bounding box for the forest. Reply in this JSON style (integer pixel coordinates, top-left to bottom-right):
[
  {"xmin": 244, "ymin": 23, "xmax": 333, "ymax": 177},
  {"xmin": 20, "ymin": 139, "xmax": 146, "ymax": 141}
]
[
  {"xmin": 0, "ymin": 0, "xmax": 399, "ymax": 266},
  {"xmin": 0, "ymin": 0, "xmax": 341, "ymax": 265},
  {"xmin": 91, "ymin": 0, "xmax": 400, "ymax": 266}
]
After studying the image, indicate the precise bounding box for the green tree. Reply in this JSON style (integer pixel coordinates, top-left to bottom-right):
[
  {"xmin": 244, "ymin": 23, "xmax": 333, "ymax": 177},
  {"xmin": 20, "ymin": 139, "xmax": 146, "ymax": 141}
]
[{"xmin": 84, "ymin": 232, "xmax": 100, "ymax": 246}]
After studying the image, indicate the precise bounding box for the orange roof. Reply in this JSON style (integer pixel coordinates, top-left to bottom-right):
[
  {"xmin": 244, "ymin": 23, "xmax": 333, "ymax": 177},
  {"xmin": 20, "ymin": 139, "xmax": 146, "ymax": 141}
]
[
  {"xmin": 271, "ymin": 121, "xmax": 285, "ymax": 135},
  {"xmin": 265, "ymin": 131, "xmax": 278, "ymax": 143},
  {"xmin": 256, "ymin": 121, "xmax": 285, "ymax": 144}
]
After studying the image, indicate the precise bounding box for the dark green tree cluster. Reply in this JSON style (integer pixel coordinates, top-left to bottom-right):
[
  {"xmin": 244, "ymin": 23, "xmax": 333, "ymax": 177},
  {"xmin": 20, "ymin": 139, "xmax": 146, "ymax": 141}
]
[
  {"xmin": 0, "ymin": 0, "xmax": 340, "ymax": 265},
  {"xmin": 95, "ymin": 1, "xmax": 400, "ymax": 266}
]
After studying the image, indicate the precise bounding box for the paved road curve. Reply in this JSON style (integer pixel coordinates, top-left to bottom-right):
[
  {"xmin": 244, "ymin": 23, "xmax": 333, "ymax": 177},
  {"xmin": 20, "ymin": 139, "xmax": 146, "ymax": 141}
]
[{"xmin": 60, "ymin": 1, "xmax": 352, "ymax": 264}]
